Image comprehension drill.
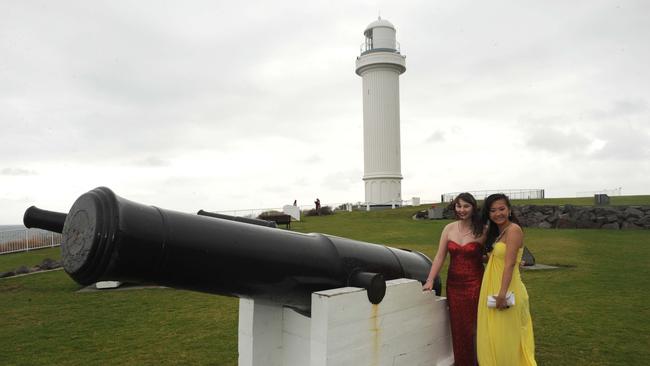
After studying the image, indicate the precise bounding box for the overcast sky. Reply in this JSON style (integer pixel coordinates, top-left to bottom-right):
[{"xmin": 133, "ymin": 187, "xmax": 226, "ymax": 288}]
[{"xmin": 1, "ymin": 0, "xmax": 649, "ymax": 224}]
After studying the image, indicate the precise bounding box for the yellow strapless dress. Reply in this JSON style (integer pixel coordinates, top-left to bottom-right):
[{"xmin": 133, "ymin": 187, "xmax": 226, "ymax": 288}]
[{"xmin": 477, "ymin": 242, "xmax": 537, "ymax": 366}]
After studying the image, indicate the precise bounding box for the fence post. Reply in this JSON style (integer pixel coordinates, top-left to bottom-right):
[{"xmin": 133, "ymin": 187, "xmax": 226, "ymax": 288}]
[
  {"xmin": 51, "ymin": 232, "xmax": 54, "ymax": 247},
  {"xmin": 25, "ymin": 230, "xmax": 30, "ymax": 252}
]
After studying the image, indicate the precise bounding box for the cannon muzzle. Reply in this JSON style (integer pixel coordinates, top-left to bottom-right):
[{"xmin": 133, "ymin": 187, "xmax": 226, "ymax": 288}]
[
  {"xmin": 23, "ymin": 206, "xmax": 67, "ymax": 233},
  {"xmin": 25, "ymin": 187, "xmax": 435, "ymax": 311}
]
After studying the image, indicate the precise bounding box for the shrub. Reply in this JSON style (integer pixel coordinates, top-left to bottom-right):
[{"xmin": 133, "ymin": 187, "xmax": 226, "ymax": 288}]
[
  {"xmin": 304, "ymin": 206, "xmax": 334, "ymax": 217},
  {"xmin": 257, "ymin": 210, "xmax": 283, "ymax": 220}
]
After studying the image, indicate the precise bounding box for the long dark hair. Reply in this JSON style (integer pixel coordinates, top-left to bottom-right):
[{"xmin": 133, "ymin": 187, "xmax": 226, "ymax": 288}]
[
  {"xmin": 448, "ymin": 192, "xmax": 483, "ymax": 237},
  {"xmin": 481, "ymin": 193, "xmax": 520, "ymax": 252}
]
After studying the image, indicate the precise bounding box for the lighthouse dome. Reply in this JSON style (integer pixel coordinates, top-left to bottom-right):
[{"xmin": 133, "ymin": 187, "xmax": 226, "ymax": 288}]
[
  {"xmin": 361, "ymin": 17, "xmax": 398, "ymax": 53},
  {"xmin": 363, "ymin": 17, "xmax": 395, "ymax": 37}
]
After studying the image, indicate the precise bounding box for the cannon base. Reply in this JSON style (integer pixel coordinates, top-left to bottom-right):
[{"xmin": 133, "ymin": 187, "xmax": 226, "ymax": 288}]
[{"xmin": 238, "ymin": 279, "xmax": 453, "ymax": 366}]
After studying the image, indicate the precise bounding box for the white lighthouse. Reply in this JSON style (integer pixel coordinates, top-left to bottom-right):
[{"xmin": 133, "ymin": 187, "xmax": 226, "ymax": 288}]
[{"xmin": 355, "ymin": 17, "xmax": 406, "ymax": 207}]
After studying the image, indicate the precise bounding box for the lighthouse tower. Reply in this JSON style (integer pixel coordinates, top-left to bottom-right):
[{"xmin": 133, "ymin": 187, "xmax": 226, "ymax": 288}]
[{"xmin": 355, "ymin": 17, "xmax": 406, "ymax": 206}]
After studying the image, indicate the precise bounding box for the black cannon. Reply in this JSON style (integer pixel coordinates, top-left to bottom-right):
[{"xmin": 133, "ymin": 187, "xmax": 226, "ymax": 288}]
[
  {"xmin": 24, "ymin": 187, "xmax": 440, "ymax": 312},
  {"xmin": 197, "ymin": 209, "xmax": 278, "ymax": 228}
]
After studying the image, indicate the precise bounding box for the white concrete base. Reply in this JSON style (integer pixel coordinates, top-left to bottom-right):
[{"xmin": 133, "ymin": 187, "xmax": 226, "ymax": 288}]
[
  {"xmin": 364, "ymin": 178, "xmax": 402, "ymax": 207},
  {"xmin": 95, "ymin": 281, "xmax": 122, "ymax": 289},
  {"xmin": 238, "ymin": 278, "xmax": 453, "ymax": 366}
]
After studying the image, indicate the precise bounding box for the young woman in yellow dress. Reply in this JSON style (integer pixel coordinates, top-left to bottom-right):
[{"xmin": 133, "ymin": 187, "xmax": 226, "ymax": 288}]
[{"xmin": 477, "ymin": 193, "xmax": 537, "ymax": 365}]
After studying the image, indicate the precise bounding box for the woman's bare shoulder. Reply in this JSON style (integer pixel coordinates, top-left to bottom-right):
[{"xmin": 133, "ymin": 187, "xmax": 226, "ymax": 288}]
[
  {"xmin": 510, "ymin": 223, "xmax": 523, "ymax": 234},
  {"xmin": 443, "ymin": 221, "xmax": 458, "ymax": 231}
]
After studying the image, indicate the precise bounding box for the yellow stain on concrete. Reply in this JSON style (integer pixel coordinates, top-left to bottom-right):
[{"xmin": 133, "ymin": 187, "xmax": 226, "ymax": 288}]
[{"xmin": 370, "ymin": 303, "xmax": 381, "ymax": 366}]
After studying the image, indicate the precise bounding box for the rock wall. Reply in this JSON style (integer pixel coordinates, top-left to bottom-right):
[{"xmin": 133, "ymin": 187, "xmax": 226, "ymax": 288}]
[
  {"xmin": 513, "ymin": 205, "xmax": 650, "ymax": 229},
  {"xmin": 437, "ymin": 205, "xmax": 650, "ymax": 229}
]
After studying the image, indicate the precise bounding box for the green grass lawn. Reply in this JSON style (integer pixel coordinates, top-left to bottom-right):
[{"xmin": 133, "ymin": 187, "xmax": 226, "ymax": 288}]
[
  {"xmin": 1, "ymin": 206, "xmax": 649, "ymax": 365},
  {"xmin": 0, "ymin": 247, "xmax": 61, "ymax": 273}
]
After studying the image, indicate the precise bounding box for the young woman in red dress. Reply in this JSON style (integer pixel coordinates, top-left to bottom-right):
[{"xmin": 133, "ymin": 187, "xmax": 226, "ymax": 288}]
[{"xmin": 423, "ymin": 193, "xmax": 485, "ymax": 366}]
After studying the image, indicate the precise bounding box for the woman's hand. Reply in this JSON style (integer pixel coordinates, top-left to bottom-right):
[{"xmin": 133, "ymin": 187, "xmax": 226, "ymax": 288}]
[
  {"xmin": 422, "ymin": 278, "xmax": 434, "ymax": 291},
  {"xmin": 495, "ymin": 295, "xmax": 509, "ymax": 310}
]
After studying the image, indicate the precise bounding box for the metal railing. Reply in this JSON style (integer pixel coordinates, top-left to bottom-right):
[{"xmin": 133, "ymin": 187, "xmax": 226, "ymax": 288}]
[
  {"xmin": 213, "ymin": 199, "xmax": 439, "ymax": 218},
  {"xmin": 0, "ymin": 229, "xmax": 62, "ymax": 255},
  {"xmin": 441, "ymin": 189, "xmax": 545, "ymax": 203},
  {"xmin": 359, "ymin": 40, "xmax": 401, "ymax": 55}
]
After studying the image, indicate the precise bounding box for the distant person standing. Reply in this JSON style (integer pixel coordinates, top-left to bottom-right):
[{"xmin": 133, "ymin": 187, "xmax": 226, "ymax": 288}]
[
  {"xmin": 293, "ymin": 199, "xmax": 297, "ymax": 206},
  {"xmin": 314, "ymin": 198, "xmax": 321, "ymax": 215}
]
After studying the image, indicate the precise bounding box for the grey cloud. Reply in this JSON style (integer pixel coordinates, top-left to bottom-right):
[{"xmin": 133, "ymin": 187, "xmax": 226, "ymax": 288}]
[
  {"xmin": 592, "ymin": 127, "xmax": 650, "ymax": 160},
  {"xmin": 425, "ymin": 130, "xmax": 445, "ymax": 143},
  {"xmin": 303, "ymin": 155, "xmax": 322, "ymax": 164},
  {"xmin": 321, "ymin": 169, "xmax": 361, "ymax": 191},
  {"xmin": 132, "ymin": 156, "xmax": 171, "ymax": 167},
  {"xmin": 525, "ymin": 126, "xmax": 592, "ymax": 154},
  {"xmin": 586, "ymin": 99, "xmax": 648, "ymax": 121},
  {"xmin": 1, "ymin": 167, "xmax": 37, "ymax": 176}
]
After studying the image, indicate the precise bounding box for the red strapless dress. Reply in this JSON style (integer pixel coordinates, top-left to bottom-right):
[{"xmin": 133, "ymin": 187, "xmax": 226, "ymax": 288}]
[{"xmin": 447, "ymin": 241, "xmax": 484, "ymax": 366}]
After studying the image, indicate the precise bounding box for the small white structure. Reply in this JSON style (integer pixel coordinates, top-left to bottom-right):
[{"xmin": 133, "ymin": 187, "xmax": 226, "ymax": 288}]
[
  {"xmin": 356, "ymin": 18, "xmax": 406, "ymax": 206},
  {"xmin": 95, "ymin": 281, "xmax": 121, "ymax": 289},
  {"xmin": 238, "ymin": 279, "xmax": 453, "ymax": 366},
  {"xmin": 282, "ymin": 205, "xmax": 301, "ymax": 221}
]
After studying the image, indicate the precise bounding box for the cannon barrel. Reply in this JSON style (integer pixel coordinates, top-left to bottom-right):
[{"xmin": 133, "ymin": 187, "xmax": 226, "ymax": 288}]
[
  {"xmin": 23, "ymin": 206, "xmax": 67, "ymax": 233},
  {"xmin": 197, "ymin": 209, "xmax": 277, "ymax": 228},
  {"xmin": 24, "ymin": 187, "xmax": 435, "ymax": 311},
  {"xmin": 22, "ymin": 207, "xmax": 277, "ymax": 233}
]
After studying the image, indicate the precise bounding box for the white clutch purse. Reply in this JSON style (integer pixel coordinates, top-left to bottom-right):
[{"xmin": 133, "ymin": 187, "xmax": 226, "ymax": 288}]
[{"xmin": 487, "ymin": 291, "xmax": 515, "ymax": 308}]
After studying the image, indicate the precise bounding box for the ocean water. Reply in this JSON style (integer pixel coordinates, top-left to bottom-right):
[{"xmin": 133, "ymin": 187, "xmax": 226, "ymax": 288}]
[{"xmin": 0, "ymin": 225, "xmax": 26, "ymax": 232}]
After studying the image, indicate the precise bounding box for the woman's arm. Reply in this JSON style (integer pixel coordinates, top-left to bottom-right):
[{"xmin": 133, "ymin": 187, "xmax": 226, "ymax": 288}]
[
  {"xmin": 480, "ymin": 225, "xmax": 489, "ymax": 262},
  {"xmin": 496, "ymin": 225, "xmax": 523, "ymax": 309},
  {"xmin": 423, "ymin": 223, "xmax": 451, "ymax": 291}
]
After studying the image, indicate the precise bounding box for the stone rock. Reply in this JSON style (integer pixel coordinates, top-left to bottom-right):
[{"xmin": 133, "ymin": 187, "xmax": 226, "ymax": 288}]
[
  {"xmin": 595, "ymin": 216, "xmax": 608, "ymax": 224},
  {"xmin": 556, "ymin": 216, "xmax": 576, "ymax": 229},
  {"xmin": 636, "ymin": 215, "xmax": 650, "ymax": 227},
  {"xmin": 509, "ymin": 204, "xmax": 649, "ymax": 230},
  {"xmin": 576, "ymin": 220, "xmax": 599, "ymax": 229},
  {"xmin": 533, "ymin": 211, "xmax": 547, "ymax": 221},
  {"xmin": 598, "ymin": 207, "xmax": 620, "ymax": 216},
  {"xmin": 15, "ymin": 266, "xmax": 30, "ymax": 275},
  {"xmin": 601, "ymin": 222, "xmax": 620, "ymax": 229},
  {"xmin": 575, "ymin": 210, "xmax": 591, "ymax": 222},
  {"xmin": 0, "ymin": 271, "xmax": 15, "ymax": 278},
  {"xmin": 621, "ymin": 222, "xmax": 642, "ymax": 229},
  {"xmin": 39, "ymin": 258, "xmax": 62, "ymax": 270},
  {"xmin": 522, "ymin": 246, "xmax": 536, "ymax": 266},
  {"xmin": 564, "ymin": 204, "xmax": 580, "ymax": 218}
]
